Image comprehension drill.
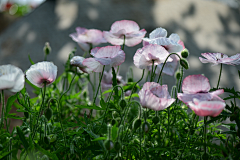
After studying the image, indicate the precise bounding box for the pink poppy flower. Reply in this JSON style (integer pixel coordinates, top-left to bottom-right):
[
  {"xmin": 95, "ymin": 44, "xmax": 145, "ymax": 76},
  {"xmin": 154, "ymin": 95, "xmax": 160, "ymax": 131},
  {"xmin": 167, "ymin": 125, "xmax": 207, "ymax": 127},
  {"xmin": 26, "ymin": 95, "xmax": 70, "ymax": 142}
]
[
  {"xmin": 69, "ymin": 27, "xmax": 107, "ymax": 51},
  {"xmin": 70, "ymin": 56, "xmax": 93, "ymax": 73},
  {"xmin": 103, "ymin": 20, "xmax": 146, "ymax": 47},
  {"xmin": 83, "ymin": 46, "xmax": 125, "ymax": 73},
  {"xmin": 26, "ymin": 61, "xmax": 57, "ymax": 88},
  {"xmin": 138, "ymin": 82, "xmax": 175, "ymax": 111},
  {"xmin": 199, "ymin": 52, "xmax": 240, "ymax": 66},
  {"xmin": 188, "ymin": 98, "xmax": 226, "ymax": 117},
  {"xmin": 142, "ymin": 27, "xmax": 183, "ymax": 53},
  {"xmin": 0, "ymin": 64, "xmax": 25, "ymax": 92},
  {"xmin": 133, "ymin": 44, "xmax": 172, "ymax": 69},
  {"xmin": 177, "ymin": 75, "xmax": 224, "ymax": 106}
]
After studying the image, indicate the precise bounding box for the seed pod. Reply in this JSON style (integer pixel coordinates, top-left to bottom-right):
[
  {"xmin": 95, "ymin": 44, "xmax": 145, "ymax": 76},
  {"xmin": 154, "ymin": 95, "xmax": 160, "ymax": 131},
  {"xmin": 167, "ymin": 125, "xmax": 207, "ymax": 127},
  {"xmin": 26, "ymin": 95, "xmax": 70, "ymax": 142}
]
[
  {"xmin": 142, "ymin": 122, "xmax": 150, "ymax": 133},
  {"xmin": 181, "ymin": 48, "xmax": 189, "ymax": 58},
  {"xmin": 114, "ymin": 141, "xmax": 121, "ymax": 151},
  {"xmin": 44, "ymin": 108, "xmax": 53, "ymax": 121},
  {"xmin": 180, "ymin": 58, "xmax": 189, "ymax": 70},
  {"xmin": 152, "ymin": 116, "xmax": 160, "ymax": 125},
  {"xmin": 119, "ymin": 99, "xmax": 127, "ymax": 109},
  {"xmin": 104, "ymin": 140, "xmax": 114, "ymax": 150},
  {"xmin": 132, "ymin": 118, "xmax": 142, "ymax": 130}
]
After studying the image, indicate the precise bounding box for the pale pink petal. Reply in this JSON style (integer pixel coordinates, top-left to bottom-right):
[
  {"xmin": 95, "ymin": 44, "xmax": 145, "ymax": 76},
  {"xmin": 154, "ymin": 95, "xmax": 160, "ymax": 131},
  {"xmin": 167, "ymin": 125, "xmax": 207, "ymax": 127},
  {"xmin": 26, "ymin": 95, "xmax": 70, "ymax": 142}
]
[
  {"xmin": 82, "ymin": 58, "xmax": 103, "ymax": 73},
  {"xmin": 199, "ymin": 57, "xmax": 218, "ymax": 64},
  {"xmin": 76, "ymin": 27, "xmax": 87, "ymax": 34},
  {"xmin": 149, "ymin": 27, "xmax": 167, "ymax": 39},
  {"xmin": 124, "ymin": 29, "xmax": 146, "ymax": 47},
  {"xmin": 90, "ymin": 47, "xmax": 101, "ymax": 56},
  {"xmin": 154, "ymin": 55, "xmax": 178, "ymax": 76},
  {"xmin": 95, "ymin": 58, "xmax": 112, "ymax": 66},
  {"xmin": 140, "ymin": 90, "xmax": 161, "ymax": 111},
  {"xmin": 110, "ymin": 20, "xmax": 140, "ymax": 34},
  {"xmin": 142, "ymin": 40, "xmax": 149, "ymax": 47},
  {"xmin": 103, "ymin": 31, "xmax": 124, "ymax": 45},
  {"xmin": 182, "ymin": 75, "xmax": 210, "ymax": 94},
  {"xmin": 10, "ymin": 68, "xmax": 25, "ymax": 92},
  {"xmin": 70, "ymin": 56, "xmax": 85, "ymax": 68},
  {"xmin": 109, "ymin": 50, "xmax": 125, "ymax": 67},
  {"xmin": 177, "ymin": 93, "xmax": 212, "ymax": 105},
  {"xmin": 189, "ymin": 99, "xmax": 226, "ymax": 117},
  {"xmin": 86, "ymin": 29, "xmax": 105, "ymax": 44},
  {"xmin": 94, "ymin": 46, "xmax": 121, "ymax": 58}
]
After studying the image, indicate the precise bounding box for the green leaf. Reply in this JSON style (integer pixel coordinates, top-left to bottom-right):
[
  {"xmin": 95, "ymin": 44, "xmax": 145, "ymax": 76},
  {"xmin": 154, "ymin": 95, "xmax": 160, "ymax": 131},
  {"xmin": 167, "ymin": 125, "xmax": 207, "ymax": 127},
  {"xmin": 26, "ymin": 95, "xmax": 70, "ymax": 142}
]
[
  {"xmin": 34, "ymin": 143, "xmax": 58, "ymax": 160},
  {"xmin": 92, "ymin": 137, "xmax": 107, "ymax": 141},
  {"xmin": 102, "ymin": 89, "xmax": 112, "ymax": 95},
  {"xmin": 74, "ymin": 104, "xmax": 104, "ymax": 110},
  {"xmin": 5, "ymin": 94, "xmax": 18, "ymax": 116},
  {"xmin": 16, "ymin": 126, "xmax": 29, "ymax": 150},
  {"xmin": 112, "ymin": 124, "xmax": 118, "ymax": 141},
  {"xmin": 73, "ymin": 116, "xmax": 87, "ymax": 127},
  {"xmin": 125, "ymin": 93, "xmax": 139, "ymax": 99},
  {"xmin": 28, "ymin": 54, "xmax": 35, "ymax": 65},
  {"xmin": 8, "ymin": 115, "xmax": 24, "ymax": 120},
  {"xmin": 0, "ymin": 150, "xmax": 15, "ymax": 159},
  {"xmin": 100, "ymin": 98, "xmax": 107, "ymax": 110}
]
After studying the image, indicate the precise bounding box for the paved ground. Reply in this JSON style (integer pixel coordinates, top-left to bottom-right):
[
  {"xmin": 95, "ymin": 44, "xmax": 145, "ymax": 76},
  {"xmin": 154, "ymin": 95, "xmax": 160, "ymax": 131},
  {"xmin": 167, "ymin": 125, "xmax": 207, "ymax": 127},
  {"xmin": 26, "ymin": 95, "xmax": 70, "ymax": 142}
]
[{"xmin": 0, "ymin": 0, "xmax": 239, "ymax": 96}]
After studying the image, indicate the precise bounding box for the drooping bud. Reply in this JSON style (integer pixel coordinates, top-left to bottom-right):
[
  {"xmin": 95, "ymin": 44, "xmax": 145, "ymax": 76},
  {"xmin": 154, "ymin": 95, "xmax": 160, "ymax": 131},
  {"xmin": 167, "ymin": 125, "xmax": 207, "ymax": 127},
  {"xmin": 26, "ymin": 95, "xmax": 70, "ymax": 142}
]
[
  {"xmin": 104, "ymin": 140, "xmax": 114, "ymax": 150},
  {"xmin": 152, "ymin": 116, "xmax": 160, "ymax": 125},
  {"xmin": 132, "ymin": 118, "xmax": 142, "ymax": 130},
  {"xmin": 142, "ymin": 122, "xmax": 150, "ymax": 133},
  {"xmin": 44, "ymin": 108, "xmax": 53, "ymax": 121},
  {"xmin": 181, "ymin": 48, "xmax": 189, "ymax": 58},
  {"xmin": 175, "ymin": 71, "xmax": 181, "ymax": 80},
  {"xmin": 119, "ymin": 99, "xmax": 127, "ymax": 109},
  {"xmin": 43, "ymin": 42, "xmax": 51, "ymax": 55},
  {"xmin": 114, "ymin": 141, "xmax": 121, "ymax": 151},
  {"xmin": 180, "ymin": 58, "xmax": 189, "ymax": 70}
]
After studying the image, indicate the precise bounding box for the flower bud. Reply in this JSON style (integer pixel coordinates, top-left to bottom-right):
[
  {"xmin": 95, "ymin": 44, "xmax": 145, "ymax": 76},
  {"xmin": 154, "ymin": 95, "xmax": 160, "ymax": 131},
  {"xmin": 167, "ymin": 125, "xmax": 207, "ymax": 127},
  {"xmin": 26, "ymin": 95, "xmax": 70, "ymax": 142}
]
[
  {"xmin": 44, "ymin": 108, "xmax": 53, "ymax": 121},
  {"xmin": 175, "ymin": 71, "xmax": 181, "ymax": 80},
  {"xmin": 152, "ymin": 116, "xmax": 160, "ymax": 125},
  {"xmin": 114, "ymin": 141, "xmax": 121, "ymax": 151},
  {"xmin": 119, "ymin": 99, "xmax": 127, "ymax": 109},
  {"xmin": 43, "ymin": 42, "xmax": 51, "ymax": 55},
  {"xmin": 180, "ymin": 58, "xmax": 189, "ymax": 70},
  {"xmin": 181, "ymin": 48, "xmax": 189, "ymax": 58},
  {"xmin": 142, "ymin": 122, "xmax": 150, "ymax": 133},
  {"xmin": 104, "ymin": 140, "xmax": 114, "ymax": 150},
  {"xmin": 132, "ymin": 118, "xmax": 142, "ymax": 130}
]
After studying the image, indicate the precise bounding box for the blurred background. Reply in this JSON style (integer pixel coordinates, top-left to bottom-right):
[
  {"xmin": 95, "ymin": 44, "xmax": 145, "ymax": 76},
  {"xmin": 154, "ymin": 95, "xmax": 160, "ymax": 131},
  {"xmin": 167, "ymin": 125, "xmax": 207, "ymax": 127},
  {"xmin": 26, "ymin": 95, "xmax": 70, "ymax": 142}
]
[{"xmin": 0, "ymin": 0, "xmax": 240, "ymax": 93}]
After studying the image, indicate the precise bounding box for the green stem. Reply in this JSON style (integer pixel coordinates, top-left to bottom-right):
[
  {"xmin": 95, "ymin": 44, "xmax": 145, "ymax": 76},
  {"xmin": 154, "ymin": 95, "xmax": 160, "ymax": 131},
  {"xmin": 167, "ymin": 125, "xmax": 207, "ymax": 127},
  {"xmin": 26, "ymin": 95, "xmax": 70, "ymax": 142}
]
[
  {"xmin": 122, "ymin": 35, "xmax": 126, "ymax": 51},
  {"xmin": 150, "ymin": 61, "xmax": 155, "ymax": 82},
  {"xmin": 96, "ymin": 85, "xmax": 124, "ymax": 134},
  {"xmin": 58, "ymin": 73, "xmax": 77, "ymax": 147},
  {"xmin": 32, "ymin": 83, "xmax": 47, "ymax": 140},
  {"xmin": 157, "ymin": 53, "xmax": 181, "ymax": 83},
  {"xmin": 204, "ymin": 116, "xmax": 208, "ymax": 156},
  {"xmin": 216, "ymin": 63, "xmax": 222, "ymax": 89},
  {"xmin": 0, "ymin": 90, "xmax": 4, "ymax": 130},
  {"xmin": 89, "ymin": 66, "xmax": 105, "ymax": 118}
]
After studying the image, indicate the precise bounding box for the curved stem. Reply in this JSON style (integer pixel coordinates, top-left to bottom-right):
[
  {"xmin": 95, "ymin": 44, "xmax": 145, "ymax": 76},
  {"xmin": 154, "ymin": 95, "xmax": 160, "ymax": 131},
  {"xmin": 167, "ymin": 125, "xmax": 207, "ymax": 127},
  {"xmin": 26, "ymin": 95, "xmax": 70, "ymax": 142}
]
[
  {"xmin": 157, "ymin": 53, "xmax": 181, "ymax": 83},
  {"xmin": 32, "ymin": 83, "xmax": 47, "ymax": 140},
  {"xmin": 216, "ymin": 63, "xmax": 222, "ymax": 89}
]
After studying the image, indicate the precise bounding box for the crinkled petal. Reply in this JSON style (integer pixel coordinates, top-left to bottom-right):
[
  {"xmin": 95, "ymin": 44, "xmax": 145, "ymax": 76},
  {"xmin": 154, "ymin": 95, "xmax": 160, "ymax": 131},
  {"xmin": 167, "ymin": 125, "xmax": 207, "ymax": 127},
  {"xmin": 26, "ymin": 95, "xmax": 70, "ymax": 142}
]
[
  {"xmin": 110, "ymin": 20, "xmax": 140, "ymax": 34},
  {"xmin": 189, "ymin": 99, "xmax": 226, "ymax": 117},
  {"xmin": 149, "ymin": 27, "xmax": 167, "ymax": 39},
  {"xmin": 76, "ymin": 27, "xmax": 87, "ymax": 34},
  {"xmin": 82, "ymin": 58, "xmax": 103, "ymax": 72},
  {"xmin": 182, "ymin": 74, "xmax": 211, "ymax": 94},
  {"xmin": 154, "ymin": 55, "xmax": 178, "ymax": 76},
  {"xmin": 70, "ymin": 56, "xmax": 85, "ymax": 68},
  {"xmin": 94, "ymin": 46, "xmax": 121, "ymax": 58},
  {"xmin": 177, "ymin": 93, "xmax": 212, "ymax": 105},
  {"xmin": 103, "ymin": 31, "xmax": 124, "ymax": 45},
  {"xmin": 125, "ymin": 29, "xmax": 146, "ymax": 47},
  {"xmin": 169, "ymin": 33, "xmax": 180, "ymax": 43}
]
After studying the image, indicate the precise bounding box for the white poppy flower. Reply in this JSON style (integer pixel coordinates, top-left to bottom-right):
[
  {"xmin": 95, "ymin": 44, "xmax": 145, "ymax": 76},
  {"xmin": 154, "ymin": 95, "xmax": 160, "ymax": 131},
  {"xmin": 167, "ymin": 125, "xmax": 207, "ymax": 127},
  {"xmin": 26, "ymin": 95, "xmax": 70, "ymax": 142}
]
[
  {"xmin": 0, "ymin": 64, "xmax": 25, "ymax": 92},
  {"xmin": 26, "ymin": 61, "xmax": 57, "ymax": 88}
]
